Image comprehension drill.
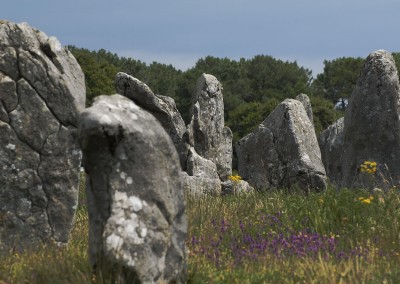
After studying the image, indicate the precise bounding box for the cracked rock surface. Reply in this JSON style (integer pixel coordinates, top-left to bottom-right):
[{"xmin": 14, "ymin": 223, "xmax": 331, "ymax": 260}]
[
  {"xmin": 79, "ymin": 94, "xmax": 187, "ymax": 284},
  {"xmin": 0, "ymin": 21, "xmax": 85, "ymax": 252},
  {"xmin": 237, "ymin": 99, "xmax": 327, "ymax": 191}
]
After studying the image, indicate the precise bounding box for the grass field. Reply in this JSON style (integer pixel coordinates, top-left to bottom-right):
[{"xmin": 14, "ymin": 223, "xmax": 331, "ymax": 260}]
[{"xmin": 1, "ymin": 184, "xmax": 400, "ymax": 283}]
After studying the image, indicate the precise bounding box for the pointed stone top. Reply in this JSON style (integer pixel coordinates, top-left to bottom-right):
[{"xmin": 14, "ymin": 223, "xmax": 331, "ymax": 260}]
[
  {"xmin": 295, "ymin": 93, "xmax": 314, "ymax": 127},
  {"xmin": 195, "ymin": 73, "xmax": 223, "ymax": 97},
  {"xmin": 115, "ymin": 72, "xmax": 155, "ymax": 100},
  {"xmin": 360, "ymin": 50, "xmax": 398, "ymax": 81}
]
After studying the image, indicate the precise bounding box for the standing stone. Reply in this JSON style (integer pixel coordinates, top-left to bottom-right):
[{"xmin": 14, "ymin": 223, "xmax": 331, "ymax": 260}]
[
  {"xmin": 318, "ymin": 117, "xmax": 344, "ymax": 185},
  {"xmin": 295, "ymin": 93, "xmax": 314, "ymax": 126},
  {"xmin": 186, "ymin": 74, "xmax": 232, "ymax": 179},
  {"xmin": 115, "ymin": 72, "xmax": 188, "ymax": 169},
  {"xmin": 79, "ymin": 94, "xmax": 187, "ymax": 283},
  {"xmin": 237, "ymin": 99, "xmax": 327, "ymax": 191},
  {"xmin": 0, "ymin": 21, "xmax": 85, "ymax": 251},
  {"xmin": 340, "ymin": 50, "xmax": 400, "ymax": 188}
]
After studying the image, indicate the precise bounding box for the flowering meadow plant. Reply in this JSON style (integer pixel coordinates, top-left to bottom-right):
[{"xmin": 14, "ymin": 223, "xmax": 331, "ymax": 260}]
[
  {"xmin": 360, "ymin": 161, "xmax": 377, "ymax": 174},
  {"xmin": 187, "ymin": 188, "xmax": 400, "ymax": 283},
  {"xmin": 1, "ymin": 182, "xmax": 400, "ymax": 283},
  {"xmin": 355, "ymin": 160, "xmax": 396, "ymax": 190},
  {"xmin": 228, "ymin": 175, "xmax": 242, "ymax": 183}
]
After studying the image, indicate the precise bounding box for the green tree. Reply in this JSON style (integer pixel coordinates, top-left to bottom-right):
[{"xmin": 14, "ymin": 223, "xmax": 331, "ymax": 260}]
[
  {"xmin": 244, "ymin": 55, "xmax": 312, "ymax": 102},
  {"xmin": 143, "ymin": 62, "xmax": 182, "ymax": 100},
  {"xmin": 226, "ymin": 98, "xmax": 280, "ymax": 142},
  {"xmin": 309, "ymin": 96, "xmax": 343, "ymax": 135},
  {"xmin": 69, "ymin": 46, "xmax": 118, "ymax": 105},
  {"xmin": 312, "ymin": 57, "xmax": 364, "ymax": 109},
  {"xmin": 69, "ymin": 46, "xmax": 342, "ymax": 141}
]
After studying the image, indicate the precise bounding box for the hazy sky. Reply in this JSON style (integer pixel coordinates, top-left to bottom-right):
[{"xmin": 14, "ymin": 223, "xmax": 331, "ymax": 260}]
[{"xmin": 3, "ymin": 0, "xmax": 399, "ymax": 76}]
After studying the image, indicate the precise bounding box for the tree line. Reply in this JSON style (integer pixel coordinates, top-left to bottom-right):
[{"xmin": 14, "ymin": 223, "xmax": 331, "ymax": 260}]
[{"xmin": 68, "ymin": 46, "xmax": 400, "ymax": 143}]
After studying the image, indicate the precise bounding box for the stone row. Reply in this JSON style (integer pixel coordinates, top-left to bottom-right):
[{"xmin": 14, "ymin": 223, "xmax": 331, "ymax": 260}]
[{"xmin": 2, "ymin": 20, "xmax": 400, "ymax": 283}]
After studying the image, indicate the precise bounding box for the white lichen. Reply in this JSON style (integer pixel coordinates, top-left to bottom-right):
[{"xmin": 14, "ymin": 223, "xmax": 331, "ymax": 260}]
[
  {"xmin": 128, "ymin": 195, "xmax": 142, "ymax": 212},
  {"xmin": 139, "ymin": 227, "xmax": 147, "ymax": 238},
  {"xmin": 106, "ymin": 233, "xmax": 123, "ymax": 252},
  {"xmin": 114, "ymin": 191, "xmax": 128, "ymax": 203},
  {"xmin": 5, "ymin": 144, "xmax": 15, "ymax": 150},
  {"xmin": 126, "ymin": 176, "xmax": 133, "ymax": 184},
  {"xmin": 124, "ymin": 223, "xmax": 135, "ymax": 235},
  {"xmin": 105, "ymin": 191, "xmax": 149, "ymax": 268}
]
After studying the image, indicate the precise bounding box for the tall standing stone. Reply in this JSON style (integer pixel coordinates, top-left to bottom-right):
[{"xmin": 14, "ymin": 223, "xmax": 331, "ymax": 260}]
[
  {"xmin": 186, "ymin": 74, "xmax": 232, "ymax": 179},
  {"xmin": 340, "ymin": 50, "xmax": 400, "ymax": 188},
  {"xmin": 0, "ymin": 21, "xmax": 85, "ymax": 251},
  {"xmin": 237, "ymin": 99, "xmax": 327, "ymax": 191},
  {"xmin": 79, "ymin": 94, "xmax": 187, "ymax": 283}
]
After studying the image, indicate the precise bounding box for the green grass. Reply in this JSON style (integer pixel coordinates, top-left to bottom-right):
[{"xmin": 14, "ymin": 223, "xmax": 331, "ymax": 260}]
[
  {"xmin": 186, "ymin": 188, "xmax": 400, "ymax": 283},
  {"xmin": 1, "ymin": 186, "xmax": 400, "ymax": 283}
]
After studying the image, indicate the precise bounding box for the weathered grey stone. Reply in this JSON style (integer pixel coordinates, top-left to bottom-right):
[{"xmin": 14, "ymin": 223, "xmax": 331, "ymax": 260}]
[
  {"xmin": 186, "ymin": 74, "xmax": 232, "ymax": 179},
  {"xmin": 186, "ymin": 147, "xmax": 219, "ymax": 180},
  {"xmin": 0, "ymin": 47, "xmax": 18, "ymax": 80},
  {"xmin": 340, "ymin": 50, "xmax": 400, "ymax": 188},
  {"xmin": 0, "ymin": 73, "xmax": 18, "ymax": 112},
  {"xmin": 10, "ymin": 79, "xmax": 60, "ymax": 152},
  {"xmin": 183, "ymin": 147, "xmax": 222, "ymax": 196},
  {"xmin": 295, "ymin": 93, "xmax": 314, "ymax": 126},
  {"xmin": 318, "ymin": 117, "xmax": 344, "ymax": 185},
  {"xmin": 79, "ymin": 94, "xmax": 187, "ymax": 283},
  {"xmin": 0, "ymin": 21, "xmax": 85, "ymax": 252},
  {"xmin": 221, "ymin": 179, "xmax": 254, "ymax": 195},
  {"xmin": 182, "ymin": 172, "xmax": 221, "ymax": 196},
  {"xmin": 0, "ymin": 101, "xmax": 8, "ymax": 123},
  {"xmin": 237, "ymin": 99, "xmax": 327, "ymax": 191},
  {"xmin": 115, "ymin": 72, "xmax": 188, "ymax": 169}
]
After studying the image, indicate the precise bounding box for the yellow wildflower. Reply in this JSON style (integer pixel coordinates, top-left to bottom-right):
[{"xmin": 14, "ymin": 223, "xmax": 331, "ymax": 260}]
[
  {"xmin": 228, "ymin": 175, "xmax": 242, "ymax": 183},
  {"xmin": 362, "ymin": 198, "xmax": 372, "ymax": 204},
  {"xmin": 360, "ymin": 160, "xmax": 377, "ymax": 174},
  {"xmin": 358, "ymin": 196, "xmax": 373, "ymax": 204}
]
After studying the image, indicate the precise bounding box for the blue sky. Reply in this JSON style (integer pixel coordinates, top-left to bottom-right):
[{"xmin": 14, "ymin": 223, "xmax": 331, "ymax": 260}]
[{"xmin": 3, "ymin": 0, "xmax": 399, "ymax": 76}]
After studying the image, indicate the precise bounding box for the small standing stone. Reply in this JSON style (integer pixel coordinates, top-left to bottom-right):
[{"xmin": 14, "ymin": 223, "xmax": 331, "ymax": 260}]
[
  {"xmin": 318, "ymin": 117, "xmax": 344, "ymax": 185},
  {"xmin": 237, "ymin": 99, "xmax": 327, "ymax": 191}
]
